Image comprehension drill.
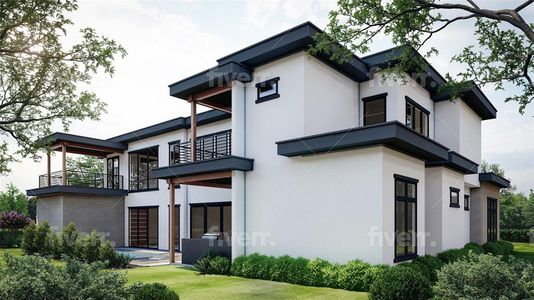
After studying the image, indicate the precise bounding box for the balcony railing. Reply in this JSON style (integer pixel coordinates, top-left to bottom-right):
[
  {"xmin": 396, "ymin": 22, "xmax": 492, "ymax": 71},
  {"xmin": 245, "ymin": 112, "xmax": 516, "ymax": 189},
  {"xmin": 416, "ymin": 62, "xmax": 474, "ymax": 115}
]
[
  {"xmin": 171, "ymin": 130, "xmax": 231, "ymax": 165},
  {"xmin": 39, "ymin": 170, "xmax": 124, "ymax": 190}
]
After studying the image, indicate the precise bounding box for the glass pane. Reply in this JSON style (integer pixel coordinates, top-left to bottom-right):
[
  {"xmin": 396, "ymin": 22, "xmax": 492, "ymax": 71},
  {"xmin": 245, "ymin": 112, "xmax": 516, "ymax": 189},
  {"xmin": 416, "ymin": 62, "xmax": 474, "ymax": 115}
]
[
  {"xmin": 191, "ymin": 207, "xmax": 204, "ymax": 239},
  {"xmin": 451, "ymin": 191, "xmax": 459, "ymax": 205},
  {"xmin": 395, "ymin": 180, "xmax": 405, "ymax": 197},
  {"xmin": 414, "ymin": 107, "xmax": 422, "ymax": 133},
  {"xmin": 364, "ymin": 98, "xmax": 385, "ymax": 125},
  {"xmin": 129, "ymin": 154, "xmax": 138, "ymax": 190},
  {"xmin": 138, "ymin": 155, "xmax": 148, "ymax": 190},
  {"xmin": 407, "ymin": 202, "xmax": 416, "ymax": 254},
  {"xmin": 407, "ymin": 183, "xmax": 416, "ymax": 199},
  {"xmin": 148, "ymin": 208, "xmax": 158, "ymax": 248},
  {"xmin": 395, "ymin": 200, "xmax": 406, "ymax": 256},
  {"xmin": 147, "ymin": 149, "xmax": 158, "ymax": 189},
  {"xmin": 222, "ymin": 205, "xmax": 232, "ymax": 241},
  {"xmin": 422, "ymin": 112, "xmax": 429, "ymax": 136},
  {"xmin": 206, "ymin": 206, "xmax": 221, "ymax": 235},
  {"xmin": 259, "ymin": 82, "xmax": 276, "ymax": 98},
  {"xmin": 406, "ymin": 102, "xmax": 413, "ymax": 128}
]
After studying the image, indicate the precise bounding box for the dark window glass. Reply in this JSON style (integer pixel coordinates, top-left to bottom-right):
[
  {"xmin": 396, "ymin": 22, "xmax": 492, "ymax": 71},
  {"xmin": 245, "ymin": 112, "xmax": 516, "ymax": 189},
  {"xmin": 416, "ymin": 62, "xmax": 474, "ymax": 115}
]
[
  {"xmin": 256, "ymin": 77, "xmax": 280, "ymax": 102},
  {"xmin": 190, "ymin": 203, "xmax": 231, "ymax": 240},
  {"xmin": 405, "ymin": 98, "xmax": 429, "ymax": 136},
  {"xmin": 129, "ymin": 146, "xmax": 159, "ymax": 191},
  {"xmin": 364, "ymin": 97, "xmax": 386, "ymax": 125},
  {"xmin": 450, "ymin": 188, "xmax": 460, "ymax": 207},
  {"xmin": 174, "ymin": 205, "xmax": 180, "ymax": 250},
  {"xmin": 129, "ymin": 207, "xmax": 158, "ymax": 249},
  {"xmin": 464, "ymin": 195, "xmax": 470, "ymax": 211},
  {"xmin": 169, "ymin": 142, "xmax": 179, "ymax": 166},
  {"xmin": 107, "ymin": 156, "xmax": 120, "ymax": 189},
  {"xmin": 395, "ymin": 175, "xmax": 417, "ymax": 262},
  {"xmin": 191, "ymin": 206, "xmax": 204, "ymax": 239},
  {"xmin": 487, "ymin": 198, "xmax": 498, "ymax": 241}
]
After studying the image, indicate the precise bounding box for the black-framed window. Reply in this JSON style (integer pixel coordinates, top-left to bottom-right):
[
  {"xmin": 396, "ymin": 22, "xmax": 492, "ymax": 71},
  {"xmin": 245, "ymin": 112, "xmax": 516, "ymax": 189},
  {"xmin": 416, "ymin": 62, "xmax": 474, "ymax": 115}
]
[
  {"xmin": 450, "ymin": 187, "xmax": 460, "ymax": 208},
  {"xmin": 487, "ymin": 197, "xmax": 498, "ymax": 241},
  {"xmin": 190, "ymin": 202, "xmax": 231, "ymax": 241},
  {"xmin": 394, "ymin": 174, "xmax": 418, "ymax": 263},
  {"xmin": 167, "ymin": 204, "xmax": 181, "ymax": 251},
  {"xmin": 129, "ymin": 146, "xmax": 159, "ymax": 192},
  {"xmin": 106, "ymin": 156, "xmax": 120, "ymax": 189},
  {"xmin": 405, "ymin": 96, "xmax": 430, "ymax": 137},
  {"xmin": 168, "ymin": 140, "xmax": 180, "ymax": 166},
  {"xmin": 363, "ymin": 93, "xmax": 387, "ymax": 126},
  {"xmin": 255, "ymin": 77, "xmax": 280, "ymax": 103},
  {"xmin": 464, "ymin": 195, "xmax": 470, "ymax": 211}
]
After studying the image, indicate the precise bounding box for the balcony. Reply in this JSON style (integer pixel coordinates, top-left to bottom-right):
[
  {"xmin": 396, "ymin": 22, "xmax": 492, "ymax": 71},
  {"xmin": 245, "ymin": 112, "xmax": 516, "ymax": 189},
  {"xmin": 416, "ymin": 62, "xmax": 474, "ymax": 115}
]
[
  {"xmin": 170, "ymin": 130, "xmax": 232, "ymax": 165},
  {"xmin": 39, "ymin": 170, "xmax": 124, "ymax": 190}
]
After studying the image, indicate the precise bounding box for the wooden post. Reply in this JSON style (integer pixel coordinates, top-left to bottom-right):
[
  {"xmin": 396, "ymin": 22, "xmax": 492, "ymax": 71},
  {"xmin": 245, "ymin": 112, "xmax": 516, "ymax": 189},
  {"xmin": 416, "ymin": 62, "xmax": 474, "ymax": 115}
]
[
  {"xmin": 62, "ymin": 143, "xmax": 67, "ymax": 185},
  {"xmin": 169, "ymin": 179, "xmax": 176, "ymax": 263},
  {"xmin": 47, "ymin": 152, "xmax": 51, "ymax": 186},
  {"xmin": 190, "ymin": 97, "xmax": 197, "ymax": 162}
]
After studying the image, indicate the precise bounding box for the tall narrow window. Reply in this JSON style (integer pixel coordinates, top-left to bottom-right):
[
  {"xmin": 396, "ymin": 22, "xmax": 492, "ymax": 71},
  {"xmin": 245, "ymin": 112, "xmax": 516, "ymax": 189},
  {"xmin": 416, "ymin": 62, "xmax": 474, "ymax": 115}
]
[
  {"xmin": 487, "ymin": 198, "xmax": 498, "ymax": 241},
  {"xmin": 450, "ymin": 187, "xmax": 460, "ymax": 208},
  {"xmin": 106, "ymin": 156, "xmax": 120, "ymax": 189},
  {"xmin": 363, "ymin": 93, "xmax": 387, "ymax": 125},
  {"xmin": 168, "ymin": 141, "xmax": 180, "ymax": 166},
  {"xmin": 464, "ymin": 195, "xmax": 470, "ymax": 211},
  {"xmin": 405, "ymin": 97, "xmax": 430, "ymax": 136},
  {"xmin": 129, "ymin": 146, "xmax": 159, "ymax": 191},
  {"xmin": 394, "ymin": 174, "xmax": 418, "ymax": 262}
]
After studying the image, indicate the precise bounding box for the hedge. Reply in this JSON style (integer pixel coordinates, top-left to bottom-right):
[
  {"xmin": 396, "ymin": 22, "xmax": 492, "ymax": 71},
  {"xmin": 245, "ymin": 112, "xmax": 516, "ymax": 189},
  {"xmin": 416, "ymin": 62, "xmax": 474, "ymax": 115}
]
[
  {"xmin": 501, "ymin": 228, "xmax": 534, "ymax": 243},
  {"xmin": 0, "ymin": 230, "xmax": 23, "ymax": 248},
  {"xmin": 482, "ymin": 240, "xmax": 514, "ymax": 256}
]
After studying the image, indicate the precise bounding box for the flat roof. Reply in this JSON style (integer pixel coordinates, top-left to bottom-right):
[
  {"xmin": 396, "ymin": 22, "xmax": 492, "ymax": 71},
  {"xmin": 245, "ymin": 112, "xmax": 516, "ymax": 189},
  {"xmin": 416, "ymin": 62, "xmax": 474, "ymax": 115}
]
[{"xmin": 479, "ymin": 172, "xmax": 511, "ymax": 188}]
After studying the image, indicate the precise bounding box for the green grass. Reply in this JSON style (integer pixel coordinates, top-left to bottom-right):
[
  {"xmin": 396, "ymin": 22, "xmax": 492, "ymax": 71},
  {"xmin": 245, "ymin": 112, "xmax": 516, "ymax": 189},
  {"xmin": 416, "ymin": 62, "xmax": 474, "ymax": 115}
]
[
  {"xmin": 512, "ymin": 242, "xmax": 534, "ymax": 264},
  {"xmin": 123, "ymin": 265, "xmax": 368, "ymax": 300}
]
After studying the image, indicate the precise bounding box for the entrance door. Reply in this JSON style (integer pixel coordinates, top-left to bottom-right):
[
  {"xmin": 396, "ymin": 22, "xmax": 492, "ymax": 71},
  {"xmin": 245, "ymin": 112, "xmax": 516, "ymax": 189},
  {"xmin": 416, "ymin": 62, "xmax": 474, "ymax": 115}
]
[
  {"xmin": 129, "ymin": 207, "xmax": 158, "ymax": 248},
  {"xmin": 487, "ymin": 198, "xmax": 498, "ymax": 242}
]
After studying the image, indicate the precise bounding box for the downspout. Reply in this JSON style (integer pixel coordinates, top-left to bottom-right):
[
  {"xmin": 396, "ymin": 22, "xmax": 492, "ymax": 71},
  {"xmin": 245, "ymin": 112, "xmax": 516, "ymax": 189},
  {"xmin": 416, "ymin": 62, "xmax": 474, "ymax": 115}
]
[
  {"xmin": 357, "ymin": 81, "xmax": 361, "ymax": 126},
  {"xmin": 243, "ymin": 84, "xmax": 247, "ymax": 256}
]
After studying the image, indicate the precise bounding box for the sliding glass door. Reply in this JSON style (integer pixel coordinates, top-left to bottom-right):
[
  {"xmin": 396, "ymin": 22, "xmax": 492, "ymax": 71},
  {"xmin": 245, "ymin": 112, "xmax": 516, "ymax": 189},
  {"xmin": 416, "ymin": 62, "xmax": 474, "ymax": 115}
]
[
  {"xmin": 129, "ymin": 207, "xmax": 158, "ymax": 249},
  {"xmin": 190, "ymin": 202, "xmax": 231, "ymax": 241}
]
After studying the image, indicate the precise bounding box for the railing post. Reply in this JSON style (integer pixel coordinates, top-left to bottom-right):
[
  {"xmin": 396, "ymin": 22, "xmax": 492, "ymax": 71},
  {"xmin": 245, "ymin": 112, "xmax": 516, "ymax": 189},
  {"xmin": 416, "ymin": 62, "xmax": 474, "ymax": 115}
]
[
  {"xmin": 62, "ymin": 143, "xmax": 67, "ymax": 185},
  {"xmin": 47, "ymin": 152, "xmax": 51, "ymax": 187},
  {"xmin": 189, "ymin": 96, "xmax": 197, "ymax": 162}
]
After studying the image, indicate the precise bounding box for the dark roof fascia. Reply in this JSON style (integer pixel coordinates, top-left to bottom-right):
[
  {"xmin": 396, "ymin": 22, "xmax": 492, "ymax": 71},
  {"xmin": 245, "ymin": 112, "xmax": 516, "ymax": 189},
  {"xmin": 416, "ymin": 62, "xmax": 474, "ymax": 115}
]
[
  {"xmin": 276, "ymin": 121, "xmax": 449, "ymax": 161},
  {"xmin": 168, "ymin": 61, "xmax": 252, "ymax": 99},
  {"xmin": 26, "ymin": 186, "xmax": 129, "ymax": 197},
  {"xmin": 426, "ymin": 151, "xmax": 479, "ymax": 174},
  {"xmin": 479, "ymin": 172, "xmax": 511, "ymax": 188},
  {"xmin": 432, "ymin": 82, "xmax": 497, "ymax": 120},
  {"xmin": 151, "ymin": 156, "xmax": 254, "ymax": 179},
  {"xmin": 41, "ymin": 133, "xmax": 127, "ymax": 150},
  {"xmin": 216, "ymin": 21, "xmax": 369, "ymax": 82},
  {"xmin": 107, "ymin": 110, "xmax": 230, "ymax": 144}
]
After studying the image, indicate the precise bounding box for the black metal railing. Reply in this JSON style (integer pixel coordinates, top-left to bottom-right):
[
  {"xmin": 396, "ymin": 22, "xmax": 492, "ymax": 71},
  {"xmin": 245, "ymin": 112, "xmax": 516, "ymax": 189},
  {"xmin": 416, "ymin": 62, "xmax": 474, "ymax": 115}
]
[
  {"xmin": 171, "ymin": 130, "xmax": 231, "ymax": 165},
  {"xmin": 39, "ymin": 170, "xmax": 124, "ymax": 189}
]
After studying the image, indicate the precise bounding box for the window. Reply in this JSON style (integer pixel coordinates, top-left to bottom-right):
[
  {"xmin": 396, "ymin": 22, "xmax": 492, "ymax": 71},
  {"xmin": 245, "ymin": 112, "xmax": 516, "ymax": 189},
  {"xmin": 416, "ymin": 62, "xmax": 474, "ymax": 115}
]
[
  {"xmin": 129, "ymin": 206, "xmax": 158, "ymax": 249},
  {"xmin": 394, "ymin": 174, "xmax": 418, "ymax": 262},
  {"xmin": 464, "ymin": 195, "xmax": 470, "ymax": 211},
  {"xmin": 255, "ymin": 77, "xmax": 280, "ymax": 103},
  {"xmin": 189, "ymin": 202, "xmax": 232, "ymax": 240},
  {"xmin": 487, "ymin": 197, "xmax": 498, "ymax": 241},
  {"xmin": 106, "ymin": 156, "xmax": 120, "ymax": 189},
  {"xmin": 129, "ymin": 146, "xmax": 159, "ymax": 191},
  {"xmin": 450, "ymin": 187, "xmax": 460, "ymax": 208},
  {"xmin": 405, "ymin": 96, "xmax": 430, "ymax": 136},
  {"xmin": 168, "ymin": 140, "xmax": 180, "ymax": 166},
  {"xmin": 363, "ymin": 93, "xmax": 387, "ymax": 126}
]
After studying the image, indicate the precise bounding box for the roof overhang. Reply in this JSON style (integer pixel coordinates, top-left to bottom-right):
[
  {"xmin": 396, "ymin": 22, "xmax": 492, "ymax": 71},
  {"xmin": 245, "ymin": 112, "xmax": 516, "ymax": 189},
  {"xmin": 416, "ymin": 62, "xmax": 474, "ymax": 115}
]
[
  {"xmin": 479, "ymin": 172, "xmax": 511, "ymax": 188},
  {"xmin": 276, "ymin": 121, "xmax": 449, "ymax": 161},
  {"xmin": 26, "ymin": 186, "xmax": 129, "ymax": 197},
  {"xmin": 41, "ymin": 133, "xmax": 127, "ymax": 157},
  {"xmin": 433, "ymin": 82, "xmax": 497, "ymax": 120},
  {"xmin": 151, "ymin": 156, "xmax": 254, "ymax": 180},
  {"xmin": 168, "ymin": 62, "xmax": 252, "ymax": 99},
  {"xmin": 426, "ymin": 151, "xmax": 479, "ymax": 174}
]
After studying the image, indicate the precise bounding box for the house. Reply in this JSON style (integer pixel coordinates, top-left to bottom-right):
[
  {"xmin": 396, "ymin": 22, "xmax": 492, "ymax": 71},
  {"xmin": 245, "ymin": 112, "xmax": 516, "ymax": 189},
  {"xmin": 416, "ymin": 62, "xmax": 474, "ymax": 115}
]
[{"xmin": 27, "ymin": 22, "xmax": 510, "ymax": 265}]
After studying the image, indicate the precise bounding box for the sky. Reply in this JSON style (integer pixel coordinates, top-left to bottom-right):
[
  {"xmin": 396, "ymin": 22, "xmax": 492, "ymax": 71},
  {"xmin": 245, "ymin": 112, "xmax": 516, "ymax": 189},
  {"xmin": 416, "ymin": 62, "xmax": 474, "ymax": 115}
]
[{"xmin": 1, "ymin": 0, "xmax": 533, "ymax": 194}]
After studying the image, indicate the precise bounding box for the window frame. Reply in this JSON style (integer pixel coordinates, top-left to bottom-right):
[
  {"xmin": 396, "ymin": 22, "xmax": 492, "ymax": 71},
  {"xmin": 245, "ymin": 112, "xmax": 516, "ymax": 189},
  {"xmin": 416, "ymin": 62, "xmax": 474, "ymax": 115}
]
[
  {"xmin": 362, "ymin": 93, "xmax": 387, "ymax": 126},
  {"xmin": 450, "ymin": 187, "xmax": 460, "ymax": 208},
  {"xmin": 405, "ymin": 96, "xmax": 430, "ymax": 137},
  {"xmin": 106, "ymin": 156, "xmax": 120, "ymax": 189},
  {"xmin": 394, "ymin": 174, "xmax": 419, "ymax": 263},
  {"xmin": 168, "ymin": 140, "xmax": 180, "ymax": 166},
  {"xmin": 255, "ymin": 77, "xmax": 280, "ymax": 103},
  {"xmin": 189, "ymin": 202, "xmax": 231, "ymax": 240},
  {"xmin": 464, "ymin": 195, "xmax": 470, "ymax": 211},
  {"xmin": 487, "ymin": 197, "xmax": 498, "ymax": 241},
  {"xmin": 128, "ymin": 145, "xmax": 159, "ymax": 192}
]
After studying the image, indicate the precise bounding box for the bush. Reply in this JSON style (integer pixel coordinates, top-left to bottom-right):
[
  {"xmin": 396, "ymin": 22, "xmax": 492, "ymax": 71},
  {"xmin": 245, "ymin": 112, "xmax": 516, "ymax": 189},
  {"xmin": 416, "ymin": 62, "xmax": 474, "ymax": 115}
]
[
  {"xmin": 0, "ymin": 229, "xmax": 23, "ymax": 247},
  {"xmin": 483, "ymin": 240, "xmax": 514, "ymax": 256},
  {"xmin": 437, "ymin": 248, "xmax": 469, "ymax": 264},
  {"xmin": 269, "ymin": 255, "xmax": 308, "ymax": 284},
  {"xmin": 463, "ymin": 242, "xmax": 484, "ymax": 254},
  {"xmin": 60, "ymin": 222, "xmax": 79, "ymax": 257},
  {"xmin": 99, "ymin": 240, "xmax": 131, "ymax": 269},
  {"xmin": 194, "ymin": 252, "xmax": 231, "ymax": 275},
  {"xmin": 130, "ymin": 282, "xmax": 179, "ymax": 300},
  {"xmin": 74, "ymin": 230, "xmax": 102, "ymax": 263},
  {"xmin": 305, "ymin": 258, "xmax": 334, "ymax": 287},
  {"xmin": 501, "ymin": 228, "xmax": 534, "ymax": 243},
  {"xmin": 231, "ymin": 253, "xmax": 275, "ymax": 279},
  {"xmin": 20, "ymin": 223, "xmax": 36, "ymax": 254},
  {"xmin": 433, "ymin": 253, "xmax": 534, "ymax": 299},
  {"xmin": 337, "ymin": 260, "xmax": 372, "ymax": 291},
  {"xmin": 0, "ymin": 254, "xmax": 132, "ymax": 300},
  {"xmin": 0, "ymin": 211, "xmax": 31, "ymax": 230},
  {"xmin": 411, "ymin": 255, "xmax": 444, "ymax": 283},
  {"xmin": 21, "ymin": 222, "xmax": 54, "ymax": 256},
  {"xmin": 369, "ymin": 265, "xmax": 433, "ymax": 300}
]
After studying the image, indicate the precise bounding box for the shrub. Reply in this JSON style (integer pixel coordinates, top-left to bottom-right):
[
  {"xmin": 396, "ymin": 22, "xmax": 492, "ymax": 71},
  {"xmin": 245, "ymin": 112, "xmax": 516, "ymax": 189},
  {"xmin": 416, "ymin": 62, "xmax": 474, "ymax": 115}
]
[
  {"xmin": 369, "ymin": 265, "xmax": 433, "ymax": 300},
  {"xmin": 269, "ymin": 255, "xmax": 308, "ymax": 284},
  {"xmin": 0, "ymin": 211, "xmax": 31, "ymax": 230},
  {"xmin": 305, "ymin": 258, "xmax": 333, "ymax": 287},
  {"xmin": 60, "ymin": 222, "xmax": 79, "ymax": 257},
  {"xmin": 501, "ymin": 228, "xmax": 534, "ymax": 243},
  {"xmin": 74, "ymin": 230, "xmax": 102, "ymax": 263},
  {"xmin": 0, "ymin": 230, "xmax": 23, "ymax": 248},
  {"xmin": 433, "ymin": 253, "xmax": 534, "ymax": 299},
  {"xmin": 0, "ymin": 254, "xmax": 131, "ymax": 300},
  {"xmin": 130, "ymin": 282, "xmax": 179, "ymax": 300},
  {"xmin": 20, "ymin": 223, "xmax": 36, "ymax": 254},
  {"xmin": 21, "ymin": 222, "xmax": 55, "ymax": 256},
  {"xmin": 194, "ymin": 252, "xmax": 231, "ymax": 275},
  {"xmin": 99, "ymin": 240, "xmax": 131, "ymax": 269},
  {"xmin": 411, "ymin": 255, "xmax": 444, "ymax": 283},
  {"xmin": 483, "ymin": 240, "xmax": 513, "ymax": 256},
  {"xmin": 497, "ymin": 240, "xmax": 514, "ymax": 254},
  {"xmin": 463, "ymin": 242, "xmax": 484, "ymax": 254},
  {"xmin": 337, "ymin": 260, "xmax": 372, "ymax": 291},
  {"xmin": 230, "ymin": 253, "xmax": 275, "ymax": 279},
  {"xmin": 437, "ymin": 248, "xmax": 469, "ymax": 264}
]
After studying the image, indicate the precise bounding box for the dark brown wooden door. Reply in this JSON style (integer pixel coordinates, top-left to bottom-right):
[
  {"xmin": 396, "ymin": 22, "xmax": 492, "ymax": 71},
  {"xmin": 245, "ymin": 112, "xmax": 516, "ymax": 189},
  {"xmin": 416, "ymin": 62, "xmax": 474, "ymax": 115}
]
[{"xmin": 129, "ymin": 207, "xmax": 158, "ymax": 248}]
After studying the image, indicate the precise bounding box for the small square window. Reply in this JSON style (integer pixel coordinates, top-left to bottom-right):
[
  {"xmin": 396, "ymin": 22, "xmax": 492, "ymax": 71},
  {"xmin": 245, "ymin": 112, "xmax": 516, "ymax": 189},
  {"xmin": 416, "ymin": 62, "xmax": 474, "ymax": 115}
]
[
  {"xmin": 363, "ymin": 93, "xmax": 387, "ymax": 126},
  {"xmin": 450, "ymin": 187, "xmax": 460, "ymax": 208},
  {"xmin": 464, "ymin": 195, "xmax": 470, "ymax": 211},
  {"xmin": 256, "ymin": 77, "xmax": 280, "ymax": 103}
]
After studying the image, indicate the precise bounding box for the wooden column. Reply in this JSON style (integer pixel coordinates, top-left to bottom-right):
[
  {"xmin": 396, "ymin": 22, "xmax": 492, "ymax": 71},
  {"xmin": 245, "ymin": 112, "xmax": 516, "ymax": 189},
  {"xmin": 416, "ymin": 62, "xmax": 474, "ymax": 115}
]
[
  {"xmin": 168, "ymin": 180, "xmax": 176, "ymax": 263},
  {"xmin": 47, "ymin": 152, "xmax": 51, "ymax": 186},
  {"xmin": 190, "ymin": 97, "xmax": 197, "ymax": 162},
  {"xmin": 61, "ymin": 143, "xmax": 67, "ymax": 185}
]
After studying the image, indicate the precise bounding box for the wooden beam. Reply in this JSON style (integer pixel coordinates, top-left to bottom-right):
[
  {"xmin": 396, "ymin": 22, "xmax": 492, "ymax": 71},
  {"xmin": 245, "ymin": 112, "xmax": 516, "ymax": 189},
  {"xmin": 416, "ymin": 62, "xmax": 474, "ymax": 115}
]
[
  {"xmin": 170, "ymin": 171, "xmax": 232, "ymax": 185},
  {"xmin": 196, "ymin": 99, "xmax": 232, "ymax": 114},
  {"xmin": 182, "ymin": 181, "xmax": 231, "ymax": 189},
  {"xmin": 51, "ymin": 142, "xmax": 123, "ymax": 155},
  {"xmin": 61, "ymin": 143, "xmax": 67, "ymax": 185},
  {"xmin": 190, "ymin": 97, "xmax": 197, "ymax": 162},
  {"xmin": 191, "ymin": 84, "xmax": 231, "ymax": 102},
  {"xmin": 168, "ymin": 179, "xmax": 176, "ymax": 264},
  {"xmin": 47, "ymin": 152, "xmax": 51, "ymax": 187}
]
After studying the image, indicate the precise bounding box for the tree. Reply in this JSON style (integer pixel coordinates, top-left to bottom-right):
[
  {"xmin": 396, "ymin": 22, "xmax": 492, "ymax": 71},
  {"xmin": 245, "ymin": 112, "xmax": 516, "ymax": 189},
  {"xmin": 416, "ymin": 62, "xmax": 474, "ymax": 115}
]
[
  {"xmin": 480, "ymin": 160, "xmax": 507, "ymax": 177},
  {"xmin": 312, "ymin": 0, "xmax": 534, "ymax": 113},
  {"xmin": 524, "ymin": 190, "xmax": 534, "ymax": 228},
  {"xmin": 0, "ymin": 0, "xmax": 126, "ymax": 175},
  {"xmin": 499, "ymin": 188, "xmax": 528, "ymax": 229},
  {"xmin": 0, "ymin": 183, "xmax": 29, "ymax": 214},
  {"xmin": 66, "ymin": 155, "xmax": 104, "ymax": 187}
]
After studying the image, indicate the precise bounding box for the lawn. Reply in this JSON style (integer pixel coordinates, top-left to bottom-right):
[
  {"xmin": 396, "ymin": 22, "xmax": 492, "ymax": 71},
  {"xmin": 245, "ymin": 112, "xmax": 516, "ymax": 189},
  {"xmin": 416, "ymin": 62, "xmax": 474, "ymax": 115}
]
[
  {"xmin": 512, "ymin": 242, "xmax": 534, "ymax": 264},
  {"xmin": 123, "ymin": 265, "xmax": 368, "ymax": 300}
]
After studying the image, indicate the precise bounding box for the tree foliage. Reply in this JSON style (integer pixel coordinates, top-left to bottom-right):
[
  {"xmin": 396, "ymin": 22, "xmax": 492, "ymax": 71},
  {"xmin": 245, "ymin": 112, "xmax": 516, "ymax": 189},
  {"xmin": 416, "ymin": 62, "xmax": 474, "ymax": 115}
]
[
  {"xmin": 0, "ymin": 0, "xmax": 126, "ymax": 174},
  {"xmin": 480, "ymin": 160, "xmax": 506, "ymax": 177},
  {"xmin": 312, "ymin": 0, "xmax": 534, "ymax": 112},
  {"xmin": 0, "ymin": 183, "xmax": 29, "ymax": 214}
]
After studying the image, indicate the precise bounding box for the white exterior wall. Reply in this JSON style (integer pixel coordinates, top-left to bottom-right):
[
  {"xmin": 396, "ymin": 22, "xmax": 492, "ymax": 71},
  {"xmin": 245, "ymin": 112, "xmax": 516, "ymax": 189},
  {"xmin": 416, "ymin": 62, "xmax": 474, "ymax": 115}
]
[{"xmin": 459, "ymin": 101, "xmax": 482, "ymax": 164}]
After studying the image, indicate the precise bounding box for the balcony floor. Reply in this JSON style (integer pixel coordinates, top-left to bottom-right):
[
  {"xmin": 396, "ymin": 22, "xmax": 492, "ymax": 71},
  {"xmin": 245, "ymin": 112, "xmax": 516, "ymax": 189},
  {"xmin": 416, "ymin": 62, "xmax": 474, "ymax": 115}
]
[{"xmin": 27, "ymin": 185, "xmax": 129, "ymax": 197}]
